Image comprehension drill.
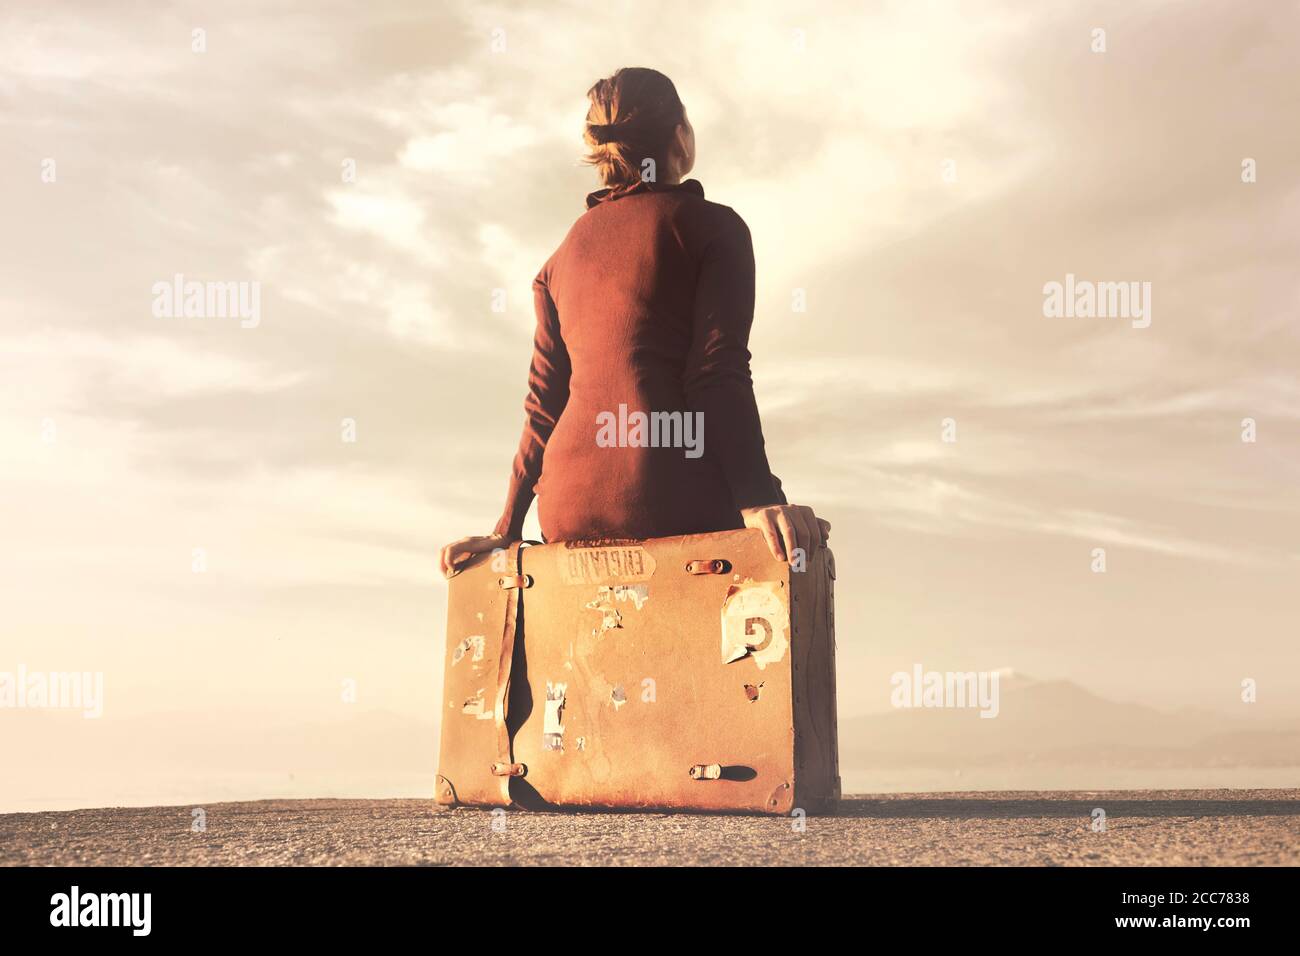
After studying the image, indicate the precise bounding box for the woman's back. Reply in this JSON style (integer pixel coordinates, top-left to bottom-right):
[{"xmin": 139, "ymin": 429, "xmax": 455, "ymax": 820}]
[
  {"xmin": 441, "ymin": 66, "xmax": 827, "ymax": 577},
  {"xmin": 496, "ymin": 178, "xmax": 786, "ymax": 542}
]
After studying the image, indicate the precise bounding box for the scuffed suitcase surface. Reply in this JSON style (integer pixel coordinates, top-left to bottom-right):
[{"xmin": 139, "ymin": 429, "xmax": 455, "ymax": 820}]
[
  {"xmin": 437, "ymin": 529, "xmax": 838, "ymax": 815},
  {"xmin": 435, "ymin": 549, "xmax": 514, "ymax": 807},
  {"xmin": 512, "ymin": 532, "xmax": 796, "ymax": 814}
]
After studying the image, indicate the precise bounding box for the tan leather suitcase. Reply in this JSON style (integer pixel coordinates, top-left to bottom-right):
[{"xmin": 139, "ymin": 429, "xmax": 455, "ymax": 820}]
[{"xmin": 435, "ymin": 528, "xmax": 839, "ymax": 815}]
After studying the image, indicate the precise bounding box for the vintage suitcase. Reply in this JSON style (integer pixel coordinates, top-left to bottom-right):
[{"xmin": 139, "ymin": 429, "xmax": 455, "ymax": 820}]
[{"xmin": 435, "ymin": 528, "xmax": 839, "ymax": 815}]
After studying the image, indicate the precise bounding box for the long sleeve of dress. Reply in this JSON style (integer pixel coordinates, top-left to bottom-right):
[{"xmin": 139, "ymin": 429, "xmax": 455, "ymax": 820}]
[
  {"xmin": 493, "ymin": 274, "xmax": 571, "ymax": 539},
  {"xmin": 682, "ymin": 210, "xmax": 787, "ymax": 510}
]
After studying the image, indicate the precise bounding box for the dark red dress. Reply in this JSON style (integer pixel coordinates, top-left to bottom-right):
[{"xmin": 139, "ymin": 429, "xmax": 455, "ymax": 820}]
[{"xmin": 494, "ymin": 178, "xmax": 785, "ymax": 543}]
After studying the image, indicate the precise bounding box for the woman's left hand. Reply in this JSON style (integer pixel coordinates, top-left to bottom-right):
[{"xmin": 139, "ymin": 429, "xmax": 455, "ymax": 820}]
[
  {"xmin": 739, "ymin": 504, "xmax": 830, "ymax": 564},
  {"xmin": 439, "ymin": 532, "xmax": 513, "ymax": 579}
]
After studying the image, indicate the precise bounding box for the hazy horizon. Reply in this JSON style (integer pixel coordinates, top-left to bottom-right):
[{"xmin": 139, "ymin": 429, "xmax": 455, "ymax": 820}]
[{"xmin": 4, "ymin": 668, "xmax": 1297, "ymax": 813}]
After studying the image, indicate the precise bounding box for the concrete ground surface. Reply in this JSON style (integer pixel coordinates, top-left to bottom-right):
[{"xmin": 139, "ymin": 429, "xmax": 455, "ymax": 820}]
[{"xmin": 2, "ymin": 790, "xmax": 1297, "ymax": 866}]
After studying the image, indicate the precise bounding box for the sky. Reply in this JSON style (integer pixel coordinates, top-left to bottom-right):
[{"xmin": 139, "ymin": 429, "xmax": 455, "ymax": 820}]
[{"xmin": 2, "ymin": 0, "xmax": 1298, "ymax": 811}]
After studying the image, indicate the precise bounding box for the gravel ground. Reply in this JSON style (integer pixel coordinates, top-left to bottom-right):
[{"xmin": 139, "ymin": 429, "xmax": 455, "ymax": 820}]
[{"xmin": 2, "ymin": 790, "xmax": 1297, "ymax": 866}]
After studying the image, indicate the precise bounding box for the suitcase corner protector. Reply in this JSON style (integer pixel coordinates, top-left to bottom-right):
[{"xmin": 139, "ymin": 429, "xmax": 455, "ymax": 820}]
[
  {"xmin": 434, "ymin": 773, "xmax": 458, "ymax": 806},
  {"xmin": 765, "ymin": 780, "xmax": 795, "ymax": 815}
]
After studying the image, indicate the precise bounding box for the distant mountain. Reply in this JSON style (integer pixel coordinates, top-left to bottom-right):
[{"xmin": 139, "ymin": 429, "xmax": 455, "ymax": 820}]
[{"xmin": 840, "ymin": 673, "xmax": 1300, "ymax": 769}]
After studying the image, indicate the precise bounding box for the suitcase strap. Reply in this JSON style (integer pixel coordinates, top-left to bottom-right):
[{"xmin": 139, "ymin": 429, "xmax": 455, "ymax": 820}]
[{"xmin": 492, "ymin": 541, "xmax": 534, "ymax": 800}]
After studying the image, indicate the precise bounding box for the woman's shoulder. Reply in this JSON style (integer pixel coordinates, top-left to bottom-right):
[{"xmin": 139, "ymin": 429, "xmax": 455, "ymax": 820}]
[
  {"xmin": 578, "ymin": 179, "xmax": 745, "ymax": 227},
  {"xmin": 661, "ymin": 181, "xmax": 750, "ymax": 240},
  {"xmin": 543, "ymin": 180, "xmax": 751, "ymax": 279},
  {"xmin": 670, "ymin": 192, "xmax": 751, "ymax": 257}
]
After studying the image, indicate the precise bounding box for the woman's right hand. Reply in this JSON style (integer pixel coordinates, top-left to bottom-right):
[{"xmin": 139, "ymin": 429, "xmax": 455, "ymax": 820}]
[
  {"xmin": 439, "ymin": 533, "xmax": 514, "ymax": 579},
  {"xmin": 740, "ymin": 504, "xmax": 831, "ymax": 564}
]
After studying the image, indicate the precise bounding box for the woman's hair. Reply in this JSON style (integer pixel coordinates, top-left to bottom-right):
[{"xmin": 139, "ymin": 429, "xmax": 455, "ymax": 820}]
[{"xmin": 582, "ymin": 67, "xmax": 685, "ymax": 189}]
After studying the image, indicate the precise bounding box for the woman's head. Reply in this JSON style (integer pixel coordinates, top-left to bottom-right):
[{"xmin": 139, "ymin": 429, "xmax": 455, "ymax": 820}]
[{"xmin": 582, "ymin": 67, "xmax": 694, "ymax": 189}]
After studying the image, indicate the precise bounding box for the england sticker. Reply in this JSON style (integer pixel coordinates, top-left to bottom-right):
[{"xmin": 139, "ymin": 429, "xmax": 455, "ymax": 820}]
[{"xmin": 559, "ymin": 545, "xmax": 656, "ymax": 585}]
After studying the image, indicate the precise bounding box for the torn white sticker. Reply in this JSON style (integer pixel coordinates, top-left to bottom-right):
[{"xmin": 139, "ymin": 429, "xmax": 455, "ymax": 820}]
[
  {"xmin": 584, "ymin": 597, "xmax": 622, "ymax": 633},
  {"xmin": 462, "ymin": 690, "xmax": 492, "ymax": 718},
  {"xmin": 543, "ymin": 681, "xmax": 566, "ymax": 751},
  {"xmin": 610, "ymin": 583, "xmax": 649, "ymax": 609},
  {"xmin": 584, "ymin": 584, "xmax": 649, "ymax": 634},
  {"xmin": 452, "ymin": 635, "xmax": 485, "ymax": 666},
  {"xmin": 720, "ymin": 581, "xmax": 789, "ymax": 669}
]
